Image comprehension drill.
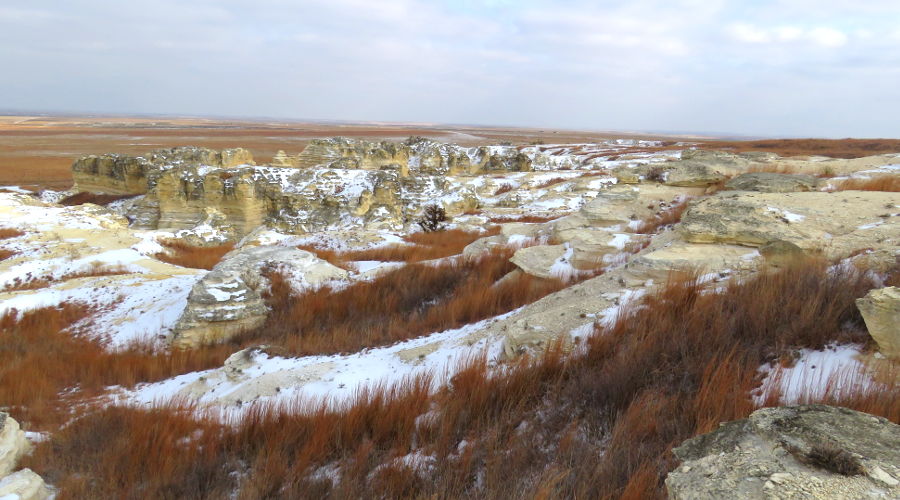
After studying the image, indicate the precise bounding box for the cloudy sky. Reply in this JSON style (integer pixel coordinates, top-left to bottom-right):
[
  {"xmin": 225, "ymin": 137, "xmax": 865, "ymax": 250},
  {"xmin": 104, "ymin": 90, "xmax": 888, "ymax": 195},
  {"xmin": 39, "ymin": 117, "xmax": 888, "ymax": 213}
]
[{"xmin": 2, "ymin": 0, "xmax": 898, "ymax": 137}]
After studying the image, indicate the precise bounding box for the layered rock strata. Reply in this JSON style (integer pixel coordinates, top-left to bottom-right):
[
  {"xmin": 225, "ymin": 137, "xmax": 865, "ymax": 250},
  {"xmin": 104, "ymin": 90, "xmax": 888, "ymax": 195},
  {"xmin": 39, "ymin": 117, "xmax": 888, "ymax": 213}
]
[
  {"xmin": 172, "ymin": 246, "xmax": 348, "ymax": 348},
  {"xmin": 666, "ymin": 405, "xmax": 900, "ymax": 499}
]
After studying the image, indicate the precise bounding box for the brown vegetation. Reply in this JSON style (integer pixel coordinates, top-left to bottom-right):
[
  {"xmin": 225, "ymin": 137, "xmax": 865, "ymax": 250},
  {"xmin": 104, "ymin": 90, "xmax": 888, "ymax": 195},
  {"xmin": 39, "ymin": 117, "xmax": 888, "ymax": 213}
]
[
  {"xmin": 235, "ymin": 249, "xmax": 565, "ymax": 355},
  {"xmin": 58, "ymin": 192, "xmax": 135, "ymax": 206},
  {"xmin": 0, "ymin": 263, "xmax": 132, "ymax": 293},
  {"xmin": 488, "ymin": 214, "xmax": 562, "ymax": 224},
  {"xmin": 0, "ymin": 227, "xmax": 24, "ymax": 239},
  {"xmin": 699, "ymin": 138, "xmax": 900, "ymax": 159},
  {"xmin": 835, "ymin": 174, "xmax": 900, "ymax": 192},
  {"xmin": 154, "ymin": 240, "xmax": 235, "ymax": 270},
  {"xmin": 747, "ymin": 163, "xmax": 835, "ymax": 178},
  {"xmin": 533, "ymin": 177, "xmax": 568, "ymax": 189},
  {"xmin": 0, "ymin": 305, "xmax": 229, "ymax": 430},
  {"xmin": 335, "ymin": 228, "xmax": 500, "ymax": 263},
  {"xmin": 494, "ymin": 183, "xmax": 516, "ymax": 195},
  {"xmin": 21, "ymin": 257, "xmax": 896, "ymax": 499}
]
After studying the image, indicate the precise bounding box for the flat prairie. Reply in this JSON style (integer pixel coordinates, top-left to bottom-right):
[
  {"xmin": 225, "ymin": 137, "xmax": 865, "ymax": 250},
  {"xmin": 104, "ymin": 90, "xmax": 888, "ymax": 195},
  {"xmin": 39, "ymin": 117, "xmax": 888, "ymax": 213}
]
[
  {"xmin": 0, "ymin": 115, "xmax": 680, "ymax": 190},
  {"xmin": 3, "ymin": 114, "xmax": 898, "ymax": 190}
]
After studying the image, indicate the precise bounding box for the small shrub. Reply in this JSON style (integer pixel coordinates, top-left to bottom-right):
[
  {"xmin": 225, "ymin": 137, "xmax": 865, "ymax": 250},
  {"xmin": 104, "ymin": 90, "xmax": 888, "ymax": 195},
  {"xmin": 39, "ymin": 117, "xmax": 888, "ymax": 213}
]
[
  {"xmin": 635, "ymin": 199, "xmax": 692, "ymax": 234},
  {"xmin": 417, "ymin": 204, "xmax": 447, "ymax": 233},
  {"xmin": 534, "ymin": 177, "xmax": 568, "ymax": 189},
  {"xmin": 494, "ymin": 183, "xmax": 516, "ymax": 195},
  {"xmin": 801, "ymin": 445, "xmax": 864, "ymax": 476},
  {"xmin": 644, "ymin": 165, "xmax": 666, "ymax": 182}
]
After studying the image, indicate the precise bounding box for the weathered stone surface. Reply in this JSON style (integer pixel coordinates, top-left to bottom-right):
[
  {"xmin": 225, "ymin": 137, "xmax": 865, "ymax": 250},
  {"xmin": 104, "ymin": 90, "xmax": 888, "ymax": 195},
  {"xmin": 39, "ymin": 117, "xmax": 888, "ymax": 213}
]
[
  {"xmin": 172, "ymin": 246, "xmax": 348, "ymax": 348},
  {"xmin": 759, "ymin": 239, "xmax": 806, "ymax": 267},
  {"xmin": 725, "ymin": 172, "xmax": 821, "ymax": 193},
  {"xmin": 72, "ymin": 146, "xmax": 254, "ymax": 195},
  {"xmin": 679, "ymin": 191, "xmax": 899, "ymax": 258},
  {"xmin": 0, "ymin": 413, "xmax": 28, "ymax": 477},
  {"xmin": 509, "ymin": 244, "xmax": 567, "ymax": 279},
  {"xmin": 666, "ymin": 405, "xmax": 900, "ymax": 500},
  {"xmin": 628, "ymin": 242, "xmax": 759, "ymax": 282},
  {"xmin": 856, "ymin": 287, "xmax": 900, "ymax": 360},
  {"xmin": 664, "ymin": 162, "xmax": 728, "ymax": 187},
  {"xmin": 0, "ymin": 469, "xmax": 51, "ymax": 500}
]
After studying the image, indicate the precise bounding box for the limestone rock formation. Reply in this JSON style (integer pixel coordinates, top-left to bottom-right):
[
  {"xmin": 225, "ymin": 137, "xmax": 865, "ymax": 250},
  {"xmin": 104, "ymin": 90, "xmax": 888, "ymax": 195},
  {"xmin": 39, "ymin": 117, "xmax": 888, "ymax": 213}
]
[
  {"xmin": 679, "ymin": 191, "xmax": 899, "ymax": 259},
  {"xmin": 0, "ymin": 413, "xmax": 28, "ymax": 477},
  {"xmin": 172, "ymin": 246, "xmax": 348, "ymax": 348},
  {"xmin": 0, "ymin": 414, "xmax": 50, "ymax": 500},
  {"xmin": 725, "ymin": 172, "xmax": 821, "ymax": 193},
  {"xmin": 0, "ymin": 469, "xmax": 51, "ymax": 500},
  {"xmin": 72, "ymin": 146, "xmax": 254, "ymax": 195},
  {"xmin": 856, "ymin": 286, "xmax": 900, "ymax": 360},
  {"xmin": 666, "ymin": 405, "xmax": 900, "ymax": 499}
]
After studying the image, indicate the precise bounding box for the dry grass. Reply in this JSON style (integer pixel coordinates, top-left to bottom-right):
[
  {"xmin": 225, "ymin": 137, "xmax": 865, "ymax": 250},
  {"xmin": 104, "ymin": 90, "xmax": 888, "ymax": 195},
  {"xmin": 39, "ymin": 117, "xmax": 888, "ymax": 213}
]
[
  {"xmin": 746, "ymin": 163, "xmax": 836, "ymax": 178},
  {"xmin": 494, "ymin": 183, "xmax": 516, "ymax": 195},
  {"xmin": 22, "ymin": 257, "xmax": 896, "ymax": 499},
  {"xmin": 234, "ymin": 248, "xmax": 565, "ymax": 355},
  {"xmin": 154, "ymin": 240, "xmax": 235, "ymax": 270},
  {"xmin": 335, "ymin": 228, "xmax": 499, "ymax": 263},
  {"xmin": 0, "ymin": 305, "xmax": 230, "ymax": 430},
  {"xmin": 0, "ymin": 263, "xmax": 132, "ymax": 293},
  {"xmin": 634, "ymin": 198, "xmax": 693, "ymax": 234},
  {"xmin": 0, "ymin": 249, "xmax": 15, "ymax": 261},
  {"xmin": 488, "ymin": 214, "xmax": 562, "ymax": 224},
  {"xmin": 835, "ymin": 174, "xmax": 900, "ymax": 192},
  {"xmin": 58, "ymin": 192, "xmax": 135, "ymax": 206},
  {"xmin": 0, "ymin": 227, "xmax": 24, "ymax": 239},
  {"xmin": 700, "ymin": 138, "xmax": 900, "ymax": 159},
  {"xmin": 533, "ymin": 177, "xmax": 568, "ymax": 189}
]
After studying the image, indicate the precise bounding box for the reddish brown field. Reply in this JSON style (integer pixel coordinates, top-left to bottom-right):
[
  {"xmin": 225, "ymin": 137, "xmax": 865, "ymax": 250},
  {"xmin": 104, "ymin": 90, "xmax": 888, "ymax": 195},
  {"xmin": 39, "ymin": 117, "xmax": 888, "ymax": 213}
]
[{"xmin": 699, "ymin": 138, "xmax": 900, "ymax": 159}]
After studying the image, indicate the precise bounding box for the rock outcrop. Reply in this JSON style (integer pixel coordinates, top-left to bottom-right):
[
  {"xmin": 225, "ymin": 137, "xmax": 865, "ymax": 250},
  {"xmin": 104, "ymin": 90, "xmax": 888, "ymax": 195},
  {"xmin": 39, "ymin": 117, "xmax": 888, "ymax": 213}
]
[
  {"xmin": 666, "ymin": 405, "xmax": 900, "ymax": 499},
  {"xmin": 679, "ymin": 191, "xmax": 899, "ymax": 260},
  {"xmin": 72, "ymin": 146, "xmax": 254, "ymax": 195},
  {"xmin": 0, "ymin": 413, "xmax": 28, "ymax": 477},
  {"xmin": 856, "ymin": 286, "xmax": 900, "ymax": 360},
  {"xmin": 0, "ymin": 469, "xmax": 52, "ymax": 500},
  {"xmin": 725, "ymin": 172, "xmax": 821, "ymax": 193},
  {"xmin": 0, "ymin": 413, "xmax": 51, "ymax": 500},
  {"xmin": 172, "ymin": 245, "xmax": 348, "ymax": 348}
]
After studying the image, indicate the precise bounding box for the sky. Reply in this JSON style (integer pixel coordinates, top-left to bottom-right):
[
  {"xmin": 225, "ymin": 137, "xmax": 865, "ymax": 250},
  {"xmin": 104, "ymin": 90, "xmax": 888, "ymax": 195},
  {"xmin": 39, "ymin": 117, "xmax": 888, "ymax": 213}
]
[{"xmin": 2, "ymin": 0, "xmax": 899, "ymax": 138}]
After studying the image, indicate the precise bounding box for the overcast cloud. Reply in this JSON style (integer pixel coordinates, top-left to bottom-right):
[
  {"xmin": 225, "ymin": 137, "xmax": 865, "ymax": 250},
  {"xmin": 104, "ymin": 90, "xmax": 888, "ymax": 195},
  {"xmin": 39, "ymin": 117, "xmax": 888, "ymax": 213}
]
[{"xmin": 2, "ymin": 0, "xmax": 898, "ymax": 137}]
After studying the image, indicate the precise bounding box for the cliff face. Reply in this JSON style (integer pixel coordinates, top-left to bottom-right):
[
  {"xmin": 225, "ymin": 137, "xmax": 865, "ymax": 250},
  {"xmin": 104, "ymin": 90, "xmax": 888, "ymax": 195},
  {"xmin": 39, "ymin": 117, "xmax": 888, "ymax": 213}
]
[
  {"xmin": 295, "ymin": 137, "xmax": 532, "ymax": 175},
  {"xmin": 126, "ymin": 163, "xmax": 477, "ymax": 236},
  {"xmin": 72, "ymin": 146, "xmax": 254, "ymax": 195}
]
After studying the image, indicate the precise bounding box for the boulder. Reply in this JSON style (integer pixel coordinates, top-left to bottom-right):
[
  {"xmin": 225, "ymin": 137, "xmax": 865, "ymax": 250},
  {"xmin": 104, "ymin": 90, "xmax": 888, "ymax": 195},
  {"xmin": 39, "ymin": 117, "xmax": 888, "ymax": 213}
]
[
  {"xmin": 856, "ymin": 287, "xmax": 900, "ymax": 360},
  {"xmin": 666, "ymin": 405, "xmax": 900, "ymax": 499},
  {"xmin": 725, "ymin": 172, "xmax": 821, "ymax": 193},
  {"xmin": 0, "ymin": 469, "xmax": 51, "ymax": 500},
  {"xmin": 509, "ymin": 244, "xmax": 567, "ymax": 279},
  {"xmin": 172, "ymin": 246, "xmax": 348, "ymax": 348},
  {"xmin": 0, "ymin": 413, "xmax": 28, "ymax": 477}
]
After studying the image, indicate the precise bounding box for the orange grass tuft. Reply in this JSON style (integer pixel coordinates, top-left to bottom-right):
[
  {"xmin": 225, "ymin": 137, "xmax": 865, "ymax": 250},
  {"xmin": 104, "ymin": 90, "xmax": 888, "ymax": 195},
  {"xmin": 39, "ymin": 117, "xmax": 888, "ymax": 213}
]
[
  {"xmin": 0, "ymin": 263, "xmax": 132, "ymax": 293},
  {"xmin": 154, "ymin": 240, "xmax": 235, "ymax": 270},
  {"xmin": 836, "ymin": 174, "xmax": 900, "ymax": 192}
]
